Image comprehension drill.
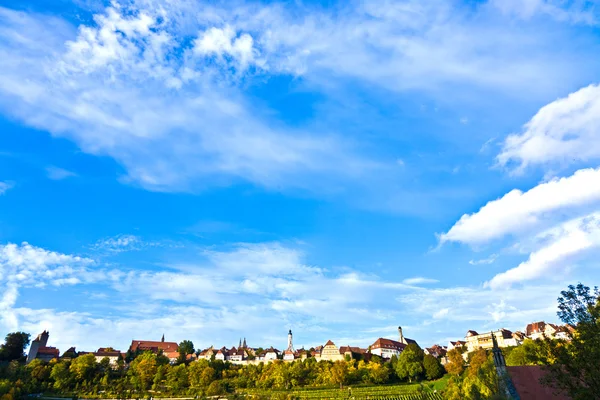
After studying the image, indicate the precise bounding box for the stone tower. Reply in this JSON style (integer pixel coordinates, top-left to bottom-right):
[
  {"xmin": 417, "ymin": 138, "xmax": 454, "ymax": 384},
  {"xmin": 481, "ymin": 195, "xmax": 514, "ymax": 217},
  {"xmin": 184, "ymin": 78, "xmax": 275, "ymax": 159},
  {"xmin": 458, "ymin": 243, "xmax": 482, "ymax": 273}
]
[
  {"xmin": 287, "ymin": 329, "xmax": 294, "ymax": 352},
  {"xmin": 26, "ymin": 330, "xmax": 49, "ymax": 364},
  {"xmin": 398, "ymin": 326, "xmax": 405, "ymax": 344}
]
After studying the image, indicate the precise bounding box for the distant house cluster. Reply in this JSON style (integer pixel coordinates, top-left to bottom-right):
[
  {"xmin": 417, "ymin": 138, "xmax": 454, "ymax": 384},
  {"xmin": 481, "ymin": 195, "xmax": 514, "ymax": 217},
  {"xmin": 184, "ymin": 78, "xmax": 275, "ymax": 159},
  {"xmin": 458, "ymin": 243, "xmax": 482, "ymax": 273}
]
[{"xmin": 25, "ymin": 320, "xmax": 573, "ymax": 366}]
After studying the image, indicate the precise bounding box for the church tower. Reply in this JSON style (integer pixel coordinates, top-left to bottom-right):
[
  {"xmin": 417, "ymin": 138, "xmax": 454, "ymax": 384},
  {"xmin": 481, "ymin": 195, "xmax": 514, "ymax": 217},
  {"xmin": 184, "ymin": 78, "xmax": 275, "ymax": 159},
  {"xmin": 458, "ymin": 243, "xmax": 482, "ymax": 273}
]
[
  {"xmin": 161, "ymin": 334, "xmax": 165, "ymax": 343},
  {"xmin": 398, "ymin": 326, "xmax": 405, "ymax": 344},
  {"xmin": 26, "ymin": 330, "xmax": 49, "ymax": 364},
  {"xmin": 287, "ymin": 329, "xmax": 294, "ymax": 352}
]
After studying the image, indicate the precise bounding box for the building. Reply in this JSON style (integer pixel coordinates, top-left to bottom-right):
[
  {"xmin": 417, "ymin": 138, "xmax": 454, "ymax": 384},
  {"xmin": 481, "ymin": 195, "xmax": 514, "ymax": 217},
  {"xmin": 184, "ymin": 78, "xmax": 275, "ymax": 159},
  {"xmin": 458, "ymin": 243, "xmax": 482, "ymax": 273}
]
[
  {"xmin": 129, "ymin": 335, "xmax": 179, "ymax": 362},
  {"xmin": 448, "ymin": 340, "xmax": 466, "ymax": 351},
  {"xmin": 198, "ymin": 347, "xmax": 215, "ymax": 360},
  {"xmin": 369, "ymin": 338, "xmax": 406, "ymax": 359},
  {"xmin": 215, "ymin": 347, "xmax": 228, "ymax": 361},
  {"xmin": 424, "ymin": 344, "xmax": 447, "ymax": 359},
  {"xmin": 525, "ymin": 321, "xmax": 574, "ymax": 341},
  {"xmin": 92, "ymin": 348, "xmax": 123, "ymax": 366},
  {"xmin": 397, "ymin": 326, "xmax": 418, "ymax": 346},
  {"xmin": 283, "ymin": 330, "xmax": 296, "ymax": 361},
  {"xmin": 257, "ymin": 347, "xmax": 279, "ymax": 361},
  {"xmin": 27, "ymin": 331, "xmax": 59, "ymax": 364},
  {"xmin": 465, "ymin": 329, "xmax": 515, "ymax": 352},
  {"xmin": 227, "ymin": 346, "xmax": 247, "ymax": 363},
  {"xmin": 338, "ymin": 346, "xmax": 367, "ymax": 360},
  {"xmin": 319, "ymin": 340, "xmax": 344, "ymax": 361}
]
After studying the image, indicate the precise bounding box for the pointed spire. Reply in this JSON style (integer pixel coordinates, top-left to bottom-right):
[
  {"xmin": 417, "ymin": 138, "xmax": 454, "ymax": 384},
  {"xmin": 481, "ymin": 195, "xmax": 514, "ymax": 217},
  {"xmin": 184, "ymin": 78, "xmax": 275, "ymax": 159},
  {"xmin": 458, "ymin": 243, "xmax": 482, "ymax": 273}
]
[
  {"xmin": 161, "ymin": 334, "xmax": 165, "ymax": 342},
  {"xmin": 243, "ymin": 337, "xmax": 247, "ymax": 348},
  {"xmin": 239, "ymin": 338, "xmax": 242, "ymax": 348}
]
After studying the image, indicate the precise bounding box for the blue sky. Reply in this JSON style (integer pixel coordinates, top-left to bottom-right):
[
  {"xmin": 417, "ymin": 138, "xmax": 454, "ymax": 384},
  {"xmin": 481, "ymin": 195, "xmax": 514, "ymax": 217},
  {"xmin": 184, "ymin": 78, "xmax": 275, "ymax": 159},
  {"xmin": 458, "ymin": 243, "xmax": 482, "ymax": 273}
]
[{"xmin": 1, "ymin": 0, "xmax": 600, "ymax": 353}]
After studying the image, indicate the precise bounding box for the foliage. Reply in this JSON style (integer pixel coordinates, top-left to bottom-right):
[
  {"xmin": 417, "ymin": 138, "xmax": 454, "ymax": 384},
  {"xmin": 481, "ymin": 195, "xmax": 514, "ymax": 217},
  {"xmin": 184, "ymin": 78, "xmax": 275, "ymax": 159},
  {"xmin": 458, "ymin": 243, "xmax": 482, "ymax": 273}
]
[
  {"xmin": 395, "ymin": 344, "xmax": 424, "ymax": 383},
  {"xmin": 423, "ymin": 355, "xmax": 443, "ymax": 380},
  {"xmin": 443, "ymin": 349, "xmax": 464, "ymax": 376},
  {"xmin": 442, "ymin": 350, "xmax": 499, "ymax": 400},
  {"xmin": 0, "ymin": 333, "xmax": 31, "ymax": 362},
  {"xmin": 542, "ymin": 283, "xmax": 600, "ymax": 400}
]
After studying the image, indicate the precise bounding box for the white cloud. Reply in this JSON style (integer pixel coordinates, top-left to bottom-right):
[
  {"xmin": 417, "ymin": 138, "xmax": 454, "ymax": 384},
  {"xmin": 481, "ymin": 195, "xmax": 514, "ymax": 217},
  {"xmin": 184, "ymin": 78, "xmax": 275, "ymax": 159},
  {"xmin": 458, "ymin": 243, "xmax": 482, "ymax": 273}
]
[
  {"xmin": 498, "ymin": 84, "xmax": 600, "ymax": 173},
  {"xmin": 92, "ymin": 234, "xmax": 143, "ymax": 253},
  {"xmin": 402, "ymin": 277, "xmax": 439, "ymax": 285},
  {"xmin": 0, "ymin": 5, "xmax": 378, "ymax": 195},
  {"xmin": 469, "ymin": 254, "xmax": 498, "ymax": 265},
  {"xmin": 0, "ymin": 181, "xmax": 13, "ymax": 195},
  {"xmin": 490, "ymin": 0, "xmax": 598, "ymax": 24},
  {"xmin": 193, "ymin": 26, "xmax": 260, "ymax": 70},
  {"xmin": 486, "ymin": 212, "xmax": 600, "ymax": 289},
  {"xmin": 0, "ymin": 242, "xmax": 101, "ymax": 329},
  {"xmin": 440, "ymin": 167, "xmax": 600, "ymax": 245},
  {"xmin": 46, "ymin": 166, "xmax": 77, "ymax": 180}
]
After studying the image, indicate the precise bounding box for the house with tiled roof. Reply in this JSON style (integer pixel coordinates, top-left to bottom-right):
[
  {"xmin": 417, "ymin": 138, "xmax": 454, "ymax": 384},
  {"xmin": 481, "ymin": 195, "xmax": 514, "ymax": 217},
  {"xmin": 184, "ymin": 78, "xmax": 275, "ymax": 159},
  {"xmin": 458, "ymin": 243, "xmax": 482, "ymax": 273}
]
[
  {"xmin": 525, "ymin": 321, "xmax": 573, "ymax": 341},
  {"xmin": 424, "ymin": 344, "xmax": 447, "ymax": 359},
  {"xmin": 448, "ymin": 340, "xmax": 466, "ymax": 351},
  {"xmin": 92, "ymin": 348, "xmax": 123, "ymax": 366},
  {"xmin": 339, "ymin": 345, "xmax": 367, "ymax": 360},
  {"xmin": 198, "ymin": 347, "xmax": 215, "ymax": 360},
  {"xmin": 215, "ymin": 347, "xmax": 228, "ymax": 361},
  {"xmin": 465, "ymin": 329, "xmax": 515, "ymax": 352},
  {"xmin": 320, "ymin": 340, "xmax": 344, "ymax": 361},
  {"xmin": 257, "ymin": 347, "xmax": 279, "ymax": 362},
  {"xmin": 129, "ymin": 336, "xmax": 179, "ymax": 362},
  {"xmin": 228, "ymin": 346, "xmax": 247, "ymax": 363},
  {"xmin": 369, "ymin": 338, "xmax": 406, "ymax": 359}
]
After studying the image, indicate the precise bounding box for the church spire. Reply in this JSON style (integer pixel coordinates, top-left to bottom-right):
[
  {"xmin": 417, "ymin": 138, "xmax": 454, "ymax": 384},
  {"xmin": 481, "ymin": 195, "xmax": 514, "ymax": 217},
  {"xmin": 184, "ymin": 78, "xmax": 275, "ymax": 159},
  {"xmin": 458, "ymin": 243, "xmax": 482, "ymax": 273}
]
[
  {"xmin": 239, "ymin": 338, "xmax": 242, "ymax": 348},
  {"xmin": 161, "ymin": 334, "xmax": 165, "ymax": 343},
  {"xmin": 243, "ymin": 337, "xmax": 247, "ymax": 348}
]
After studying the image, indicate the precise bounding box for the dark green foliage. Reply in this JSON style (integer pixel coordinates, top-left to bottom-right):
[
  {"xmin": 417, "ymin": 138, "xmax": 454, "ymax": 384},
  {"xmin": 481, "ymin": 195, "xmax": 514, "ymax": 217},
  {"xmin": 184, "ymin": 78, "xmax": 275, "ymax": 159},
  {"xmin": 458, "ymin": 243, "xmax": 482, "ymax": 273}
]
[
  {"xmin": 542, "ymin": 283, "xmax": 600, "ymax": 400},
  {"xmin": 0, "ymin": 332, "xmax": 30, "ymax": 362},
  {"xmin": 423, "ymin": 355, "xmax": 443, "ymax": 380},
  {"xmin": 395, "ymin": 343, "xmax": 424, "ymax": 383}
]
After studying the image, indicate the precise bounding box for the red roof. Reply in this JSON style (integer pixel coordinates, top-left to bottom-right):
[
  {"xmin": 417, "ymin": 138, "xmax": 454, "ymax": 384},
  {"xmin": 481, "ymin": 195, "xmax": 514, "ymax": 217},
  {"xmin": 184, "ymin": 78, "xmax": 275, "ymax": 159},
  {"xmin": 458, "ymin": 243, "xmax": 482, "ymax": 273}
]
[
  {"xmin": 370, "ymin": 338, "xmax": 406, "ymax": 351},
  {"xmin": 507, "ymin": 366, "xmax": 571, "ymax": 400},
  {"xmin": 130, "ymin": 340, "xmax": 178, "ymax": 353},
  {"xmin": 325, "ymin": 340, "xmax": 335, "ymax": 346},
  {"xmin": 525, "ymin": 321, "xmax": 547, "ymax": 336},
  {"xmin": 37, "ymin": 347, "xmax": 60, "ymax": 357},
  {"xmin": 339, "ymin": 346, "xmax": 366, "ymax": 354}
]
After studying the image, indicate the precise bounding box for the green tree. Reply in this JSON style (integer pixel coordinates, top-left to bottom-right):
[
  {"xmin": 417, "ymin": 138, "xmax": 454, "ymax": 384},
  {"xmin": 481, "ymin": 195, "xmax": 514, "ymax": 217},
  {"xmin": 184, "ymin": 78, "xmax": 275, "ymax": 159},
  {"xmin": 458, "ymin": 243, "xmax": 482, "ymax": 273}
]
[
  {"xmin": 0, "ymin": 332, "xmax": 30, "ymax": 362},
  {"xmin": 69, "ymin": 353, "xmax": 97, "ymax": 383},
  {"xmin": 331, "ymin": 361, "xmax": 349, "ymax": 389},
  {"xmin": 445, "ymin": 349, "xmax": 465, "ymax": 376},
  {"xmin": 167, "ymin": 364, "xmax": 189, "ymax": 391},
  {"xmin": 50, "ymin": 362, "xmax": 71, "ymax": 390},
  {"xmin": 542, "ymin": 283, "xmax": 600, "ymax": 400},
  {"xmin": 395, "ymin": 343, "xmax": 424, "ymax": 382},
  {"xmin": 423, "ymin": 354, "xmax": 443, "ymax": 380},
  {"xmin": 129, "ymin": 352, "xmax": 158, "ymax": 390},
  {"xmin": 206, "ymin": 380, "xmax": 226, "ymax": 396},
  {"xmin": 200, "ymin": 366, "xmax": 216, "ymax": 387},
  {"xmin": 178, "ymin": 340, "xmax": 194, "ymax": 364}
]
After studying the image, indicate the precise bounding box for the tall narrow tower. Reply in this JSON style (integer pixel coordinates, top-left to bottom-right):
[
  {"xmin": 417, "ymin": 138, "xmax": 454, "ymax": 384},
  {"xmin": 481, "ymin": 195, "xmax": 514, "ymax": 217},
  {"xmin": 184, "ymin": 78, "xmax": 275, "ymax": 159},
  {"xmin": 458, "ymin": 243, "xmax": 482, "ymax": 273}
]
[
  {"xmin": 287, "ymin": 329, "xmax": 294, "ymax": 352},
  {"xmin": 398, "ymin": 326, "xmax": 405, "ymax": 344},
  {"xmin": 26, "ymin": 330, "xmax": 49, "ymax": 364}
]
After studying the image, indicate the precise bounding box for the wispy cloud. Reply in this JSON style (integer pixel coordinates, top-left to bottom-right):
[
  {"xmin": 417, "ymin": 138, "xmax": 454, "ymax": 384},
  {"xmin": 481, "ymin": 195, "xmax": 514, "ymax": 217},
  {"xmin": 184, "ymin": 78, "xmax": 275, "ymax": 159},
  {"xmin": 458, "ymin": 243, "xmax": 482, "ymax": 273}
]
[
  {"xmin": 469, "ymin": 254, "xmax": 498, "ymax": 265},
  {"xmin": 46, "ymin": 166, "xmax": 77, "ymax": 180},
  {"xmin": 0, "ymin": 181, "xmax": 13, "ymax": 195},
  {"xmin": 402, "ymin": 277, "xmax": 439, "ymax": 285},
  {"xmin": 92, "ymin": 234, "xmax": 145, "ymax": 253}
]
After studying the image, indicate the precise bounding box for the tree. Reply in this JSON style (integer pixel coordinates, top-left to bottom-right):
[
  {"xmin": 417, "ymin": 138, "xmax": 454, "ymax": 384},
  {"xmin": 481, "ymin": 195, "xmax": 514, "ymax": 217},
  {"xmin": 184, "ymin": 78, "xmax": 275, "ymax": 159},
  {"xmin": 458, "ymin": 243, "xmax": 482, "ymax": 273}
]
[
  {"xmin": 331, "ymin": 361, "xmax": 349, "ymax": 389},
  {"xmin": 542, "ymin": 283, "xmax": 600, "ymax": 400},
  {"xmin": 129, "ymin": 352, "xmax": 158, "ymax": 390},
  {"xmin": 445, "ymin": 349, "xmax": 465, "ymax": 376},
  {"xmin": 167, "ymin": 364, "xmax": 189, "ymax": 391},
  {"xmin": 0, "ymin": 332, "xmax": 30, "ymax": 362},
  {"xmin": 69, "ymin": 353, "xmax": 97, "ymax": 384},
  {"xmin": 206, "ymin": 380, "xmax": 226, "ymax": 396},
  {"xmin": 50, "ymin": 362, "xmax": 71, "ymax": 390},
  {"xmin": 423, "ymin": 354, "xmax": 443, "ymax": 380},
  {"xmin": 178, "ymin": 340, "xmax": 194, "ymax": 364},
  {"xmin": 395, "ymin": 343, "xmax": 424, "ymax": 383}
]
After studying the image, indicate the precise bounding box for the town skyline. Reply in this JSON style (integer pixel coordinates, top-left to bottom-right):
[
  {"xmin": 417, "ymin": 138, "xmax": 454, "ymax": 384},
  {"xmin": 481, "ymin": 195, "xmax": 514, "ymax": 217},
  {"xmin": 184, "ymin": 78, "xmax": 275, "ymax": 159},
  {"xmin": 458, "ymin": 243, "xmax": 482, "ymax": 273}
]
[{"xmin": 2, "ymin": 0, "xmax": 600, "ymax": 360}]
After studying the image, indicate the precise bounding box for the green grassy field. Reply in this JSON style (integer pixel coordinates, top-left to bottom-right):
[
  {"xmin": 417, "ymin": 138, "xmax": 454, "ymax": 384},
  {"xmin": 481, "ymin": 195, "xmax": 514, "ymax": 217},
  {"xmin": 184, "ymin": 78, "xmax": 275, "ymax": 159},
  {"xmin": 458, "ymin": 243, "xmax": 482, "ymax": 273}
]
[{"xmin": 239, "ymin": 378, "xmax": 447, "ymax": 400}]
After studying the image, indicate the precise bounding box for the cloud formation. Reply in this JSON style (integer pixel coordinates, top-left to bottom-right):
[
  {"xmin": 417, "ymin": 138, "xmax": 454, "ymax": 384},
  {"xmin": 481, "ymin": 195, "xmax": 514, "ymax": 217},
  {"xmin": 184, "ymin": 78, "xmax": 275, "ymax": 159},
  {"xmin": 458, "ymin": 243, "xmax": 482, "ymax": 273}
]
[
  {"xmin": 440, "ymin": 167, "xmax": 600, "ymax": 245},
  {"xmin": 498, "ymin": 84, "xmax": 600, "ymax": 173}
]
